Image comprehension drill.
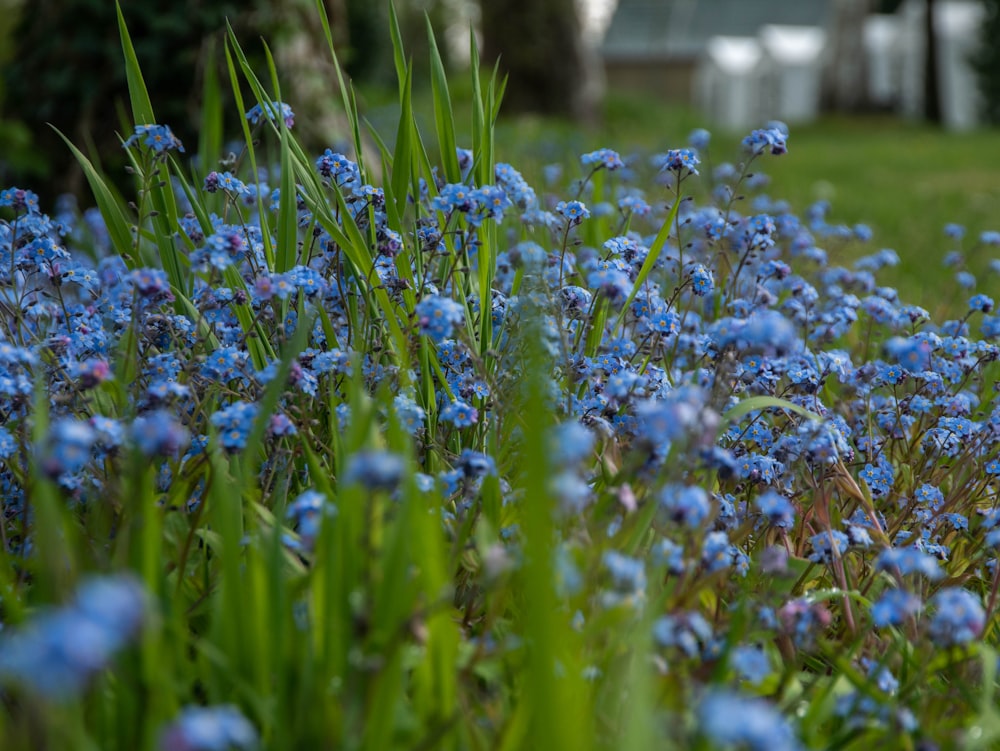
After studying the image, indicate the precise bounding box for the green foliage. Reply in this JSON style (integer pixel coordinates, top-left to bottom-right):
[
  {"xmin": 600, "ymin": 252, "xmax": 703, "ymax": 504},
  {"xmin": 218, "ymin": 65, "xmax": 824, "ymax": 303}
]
[{"xmin": 0, "ymin": 0, "xmax": 262, "ymax": 202}]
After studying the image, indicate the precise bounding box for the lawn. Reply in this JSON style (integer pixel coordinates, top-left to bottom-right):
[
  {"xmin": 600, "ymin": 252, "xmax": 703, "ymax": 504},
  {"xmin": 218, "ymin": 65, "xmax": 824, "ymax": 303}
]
[{"xmin": 474, "ymin": 95, "xmax": 1000, "ymax": 317}]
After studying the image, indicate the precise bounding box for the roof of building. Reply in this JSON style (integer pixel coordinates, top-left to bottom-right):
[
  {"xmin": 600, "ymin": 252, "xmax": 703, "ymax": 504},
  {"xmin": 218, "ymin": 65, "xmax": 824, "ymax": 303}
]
[{"xmin": 601, "ymin": 0, "xmax": 834, "ymax": 62}]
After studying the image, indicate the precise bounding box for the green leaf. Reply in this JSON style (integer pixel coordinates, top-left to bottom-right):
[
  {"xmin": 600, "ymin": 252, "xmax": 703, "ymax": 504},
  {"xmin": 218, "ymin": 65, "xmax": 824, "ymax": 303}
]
[
  {"xmin": 223, "ymin": 27, "xmax": 274, "ymax": 270},
  {"xmin": 276, "ymin": 109, "xmax": 298, "ymax": 273},
  {"xmin": 116, "ymin": 1, "xmax": 155, "ymax": 125},
  {"xmin": 313, "ymin": 0, "xmax": 366, "ymax": 171},
  {"xmin": 427, "ymin": 14, "xmax": 460, "ymax": 184},
  {"xmin": 53, "ymin": 129, "xmax": 134, "ymax": 259},
  {"xmin": 390, "ymin": 63, "xmax": 414, "ymax": 229},
  {"xmin": 613, "ymin": 195, "xmax": 683, "ymax": 329},
  {"xmin": 722, "ymin": 395, "xmax": 823, "ymax": 423},
  {"xmin": 388, "ymin": 2, "xmax": 407, "ymax": 100},
  {"xmin": 198, "ymin": 35, "xmax": 224, "ymax": 179}
]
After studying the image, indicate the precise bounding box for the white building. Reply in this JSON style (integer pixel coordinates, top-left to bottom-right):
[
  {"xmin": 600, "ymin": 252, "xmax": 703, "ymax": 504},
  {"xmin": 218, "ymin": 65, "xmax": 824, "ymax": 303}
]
[
  {"xmin": 697, "ymin": 36, "xmax": 766, "ymax": 131},
  {"xmin": 758, "ymin": 25, "xmax": 828, "ymax": 124}
]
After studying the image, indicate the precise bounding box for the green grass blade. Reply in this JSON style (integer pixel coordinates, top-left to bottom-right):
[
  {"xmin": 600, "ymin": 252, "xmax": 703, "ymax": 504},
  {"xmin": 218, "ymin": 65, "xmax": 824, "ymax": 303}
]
[
  {"xmin": 147, "ymin": 164, "xmax": 190, "ymax": 299},
  {"xmin": 277, "ymin": 117, "xmax": 298, "ymax": 274},
  {"xmin": 469, "ymin": 30, "xmax": 487, "ymax": 186},
  {"xmin": 53, "ymin": 129, "xmax": 135, "ymax": 260},
  {"xmin": 388, "ymin": 2, "xmax": 407, "ymax": 99},
  {"xmin": 613, "ymin": 195, "xmax": 683, "ymax": 330},
  {"xmin": 427, "ymin": 14, "xmax": 460, "ymax": 184},
  {"xmin": 722, "ymin": 395, "xmax": 822, "ymax": 423},
  {"xmin": 116, "ymin": 1, "xmax": 155, "ymax": 125},
  {"xmin": 115, "ymin": 2, "xmax": 192, "ymax": 299},
  {"xmin": 313, "ymin": 0, "xmax": 366, "ymax": 170},
  {"xmin": 390, "ymin": 64, "xmax": 415, "ymax": 229},
  {"xmin": 516, "ymin": 313, "xmax": 590, "ymax": 751},
  {"xmin": 223, "ymin": 33, "xmax": 275, "ymax": 271},
  {"xmin": 198, "ymin": 35, "xmax": 224, "ymax": 179}
]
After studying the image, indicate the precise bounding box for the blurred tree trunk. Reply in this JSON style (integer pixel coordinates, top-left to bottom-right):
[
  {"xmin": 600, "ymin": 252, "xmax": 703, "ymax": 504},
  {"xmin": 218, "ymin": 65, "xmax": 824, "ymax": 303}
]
[
  {"xmin": 822, "ymin": 0, "xmax": 875, "ymax": 111},
  {"xmin": 923, "ymin": 0, "xmax": 942, "ymax": 122},
  {"xmin": 478, "ymin": 0, "xmax": 588, "ymax": 119},
  {"xmin": 971, "ymin": 0, "xmax": 1000, "ymax": 124}
]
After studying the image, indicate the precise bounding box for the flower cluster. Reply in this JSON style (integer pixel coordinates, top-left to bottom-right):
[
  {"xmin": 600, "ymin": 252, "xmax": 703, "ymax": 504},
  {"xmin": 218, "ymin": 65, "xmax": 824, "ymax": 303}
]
[
  {"xmin": 3, "ymin": 102, "xmax": 1000, "ymax": 749},
  {"xmin": 0, "ymin": 575, "xmax": 146, "ymax": 698},
  {"xmin": 123, "ymin": 124, "xmax": 185, "ymax": 154}
]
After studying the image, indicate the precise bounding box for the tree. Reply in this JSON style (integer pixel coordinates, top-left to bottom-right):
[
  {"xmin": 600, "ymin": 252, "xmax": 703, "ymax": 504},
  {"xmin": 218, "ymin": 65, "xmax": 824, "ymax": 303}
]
[
  {"xmin": 971, "ymin": 0, "xmax": 1000, "ymax": 123},
  {"xmin": 923, "ymin": 0, "xmax": 942, "ymax": 123},
  {"xmin": 822, "ymin": 0, "xmax": 876, "ymax": 112},
  {"xmin": 478, "ymin": 0, "xmax": 588, "ymax": 119},
  {"xmin": 0, "ymin": 0, "xmax": 262, "ymax": 203}
]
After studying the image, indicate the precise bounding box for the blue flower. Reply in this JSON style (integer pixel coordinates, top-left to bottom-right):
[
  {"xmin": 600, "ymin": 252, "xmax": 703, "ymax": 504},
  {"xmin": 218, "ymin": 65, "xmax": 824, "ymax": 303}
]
[
  {"xmin": 653, "ymin": 612, "xmax": 712, "ymax": 657},
  {"xmin": 756, "ymin": 489, "xmax": 795, "ymax": 529},
  {"xmin": 0, "ymin": 186, "xmax": 41, "ymax": 213},
  {"xmin": 969, "ymin": 293, "xmax": 994, "ymax": 313},
  {"xmin": 558, "ymin": 285, "xmax": 593, "ymax": 320},
  {"xmin": 441, "ymin": 400, "xmax": 478, "ymax": 428},
  {"xmin": 495, "ymin": 163, "xmax": 536, "ymax": 208},
  {"xmin": 808, "ymin": 530, "xmax": 850, "ymax": 564},
  {"xmin": 129, "ymin": 267, "xmax": 173, "ymax": 300},
  {"xmin": 159, "ymin": 705, "xmax": 258, "ymax": 751},
  {"xmin": 204, "ymin": 171, "xmax": 251, "ymax": 198},
  {"xmin": 778, "ymin": 598, "xmax": 831, "ymax": 648},
  {"xmin": 286, "ymin": 489, "xmax": 335, "ymax": 551},
  {"xmin": 871, "ymin": 588, "xmax": 923, "ymax": 627},
  {"xmin": 914, "ymin": 483, "xmax": 944, "ymax": 510},
  {"xmin": 659, "ymin": 484, "xmax": 710, "ymax": 528},
  {"xmin": 601, "ymin": 550, "xmax": 646, "ymax": 594},
  {"xmin": 416, "ymin": 294, "xmax": 464, "ymax": 343},
  {"xmin": 586, "ymin": 267, "xmax": 632, "ymax": 307},
  {"xmin": 210, "ymin": 401, "xmax": 259, "ymax": 451},
  {"xmin": 245, "ymin": 101, "xmax": 295, "ymax": 128},
  {"xmin": 431, "ymin": 183, "xmax": 476, "ymax": 214},
  {"xmin": 457, "ymin": 449, "xmax": 497, "ymax": 479},
  {"xmin": 0, "ymin": 420, "xmax": 18, "ymax": 460},
  {"xmin": 742, "ymin": 126, "xmax": 788, "ymax": 156},
  {"xmin": 956, "ymin": 270, "xmax": 976, "ymax": 289},
  {"xmin": 875, "ymin": 547, "xmax": 944, "ymax": 580},
  {"xmin": 689, "ymin": 264, "xmax": 714, "ymax": 295},
  {"xmin": 657, "ymin": 148, "xmax": 700, "ymax": 175},
  {"xmin": 697, "ymin": 690, "xmax": 800, "ymax": 751},
  {"xmin": 645, "ymin": 537, "xmax": 682, "ymax": 574},
  {"xmin": 131, "ymin": 410, "xmax": 190, "ymax": 457},
  {"xmin": 928, "ymin": 588, "xmax": 984, "ymax": 646},
  {"xmin": 343, "ymin": 450, "xmax": 405, "ymax": 491},
  {"xmin": 43, "ymin": 419, "xmax": 96, "ymax": 477},
  {"xmin": 580, "ymin": 148, "xmax": 624, "ymax": 171},
  {"xmin": 555, "ymin": 200, "xmax": 590, "ymax": 225},
  {"xmin": 201, "ymin": 346, "xmax": 248, "ymax": 382},
  {"xmin": 123, "ymin": 124, "xmax": 184, "ymax": 154},
  {"xmin": 315, "ymin": 150, "xmax": 360, "ymax": 186},
  {"xmin": 702, "ymin": 531, "xmax": 748, "ymax": 576},
  {"xmin": 730, "ymin": 645, "xmax": 772, "ymax": 685},
  {"xmin": 393, "ymin": 394, "xmax": 426, "ymax": 435},
  {"xmin": 0, "ymin": 575, "xmax": 146, "ymax": 699},
  {"xmin": 859, "ymin": 461, "xmax": 893, "ymax": 496},
  {"xmin": 473, "ymin": 185, "xmax": 513, "ymax": 224},
  {"xmin": 688, "ymin": 128, "xmax": 711, "ymax": 151}
]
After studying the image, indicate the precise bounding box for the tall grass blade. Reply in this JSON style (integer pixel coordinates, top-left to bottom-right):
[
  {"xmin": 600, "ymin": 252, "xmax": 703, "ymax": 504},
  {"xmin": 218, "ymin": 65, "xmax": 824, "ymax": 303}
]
[
  {"xmin": 427, "ymin": 15, "xmax": 460, "ymax": 184},
  {"xmin": 53, "ymin": 131, "xmax": 134, "ymax": 260}
]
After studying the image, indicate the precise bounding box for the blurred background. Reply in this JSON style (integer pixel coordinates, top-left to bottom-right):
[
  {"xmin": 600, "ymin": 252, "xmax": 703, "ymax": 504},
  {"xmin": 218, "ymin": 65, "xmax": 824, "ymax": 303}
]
[{"xmin": 0, "ymin": 0, "xmax": 998, "ymax": 302}]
